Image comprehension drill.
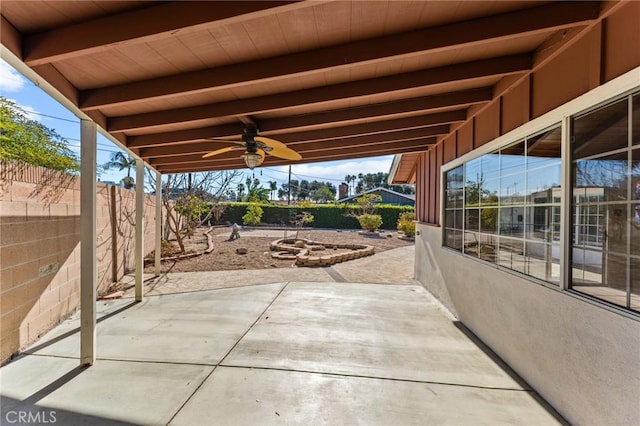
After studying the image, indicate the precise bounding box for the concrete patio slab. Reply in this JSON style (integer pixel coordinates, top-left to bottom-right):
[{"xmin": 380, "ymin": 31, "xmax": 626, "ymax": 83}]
[
  {"xmin": 2, "ymin": 277, "xmax": 562, "ymax": 425},
  {"xmin": 171, "ymin": 366, "xmax": 559, "ymax": 426},
  {"xmin": 121, "ymin": 268, "xmax": 334, "ymax": 297},
  {"xmin": 29, "ymin": 283, "xmax": 285, "ymax": 364},
  {"xmin": 1, "ymin": 355, "xmax": 213, "ymax": 425},
  {"xmin": 331, "ymin": 244, "xmax": 415, "ymax": 284},
  {"xmin": 223, "ymin": 282, "xmax": 523, "ymax": 389}
]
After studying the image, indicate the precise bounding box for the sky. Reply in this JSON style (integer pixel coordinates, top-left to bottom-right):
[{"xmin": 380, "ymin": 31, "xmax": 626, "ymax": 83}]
[{"xmin": 1, "ymin": 58, "xmax": 395, "ymax": 191}]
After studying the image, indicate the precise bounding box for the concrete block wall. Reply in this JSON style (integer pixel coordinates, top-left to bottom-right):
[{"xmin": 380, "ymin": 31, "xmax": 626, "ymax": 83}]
[{"xmin": 0, "ymin": 163, "xmax": 159, "ymax": 364}]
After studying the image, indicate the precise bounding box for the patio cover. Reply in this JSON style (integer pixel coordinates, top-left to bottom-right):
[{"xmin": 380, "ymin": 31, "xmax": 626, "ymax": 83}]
[{"xmin": 0, "ymin": 0, "xmax": 605, "ymax": 173}]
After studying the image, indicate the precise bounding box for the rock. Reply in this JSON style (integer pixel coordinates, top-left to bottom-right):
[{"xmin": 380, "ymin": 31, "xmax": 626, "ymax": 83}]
[
  {"xmin": 101, "ymin": 290, "xmax": 124, "ymax": 300},
  {"xmin": 294, "ymin": 241, "xmax": 306, "ymax": 248},
  {"xmin": 236, "ymin": 247, "xmax": 248, "ymax": 255}
]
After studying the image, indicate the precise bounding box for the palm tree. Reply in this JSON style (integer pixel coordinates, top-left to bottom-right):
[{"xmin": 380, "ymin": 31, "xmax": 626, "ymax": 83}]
[
  {"xmin": 103, "ymin": 151, "xmax": 136, "ymax": 189},
  {"xmin": 269, "ymin": 180, "xmax": 278, "ymax": 201},
  {"xmin": 344, "ymin": 174, "xmax": 357, "ymax": 196}
]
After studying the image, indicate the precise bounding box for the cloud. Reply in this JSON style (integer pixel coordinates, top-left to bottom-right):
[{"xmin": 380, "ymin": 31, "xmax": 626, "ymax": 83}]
[
  {"xmin": 261, "ymin": 155, "xmax": 396, "ymax": 185},
  {"xmin": 0, "ymin": 59, "xmax": 26, "ymax": 93},
  {"xmin": 5, "ymin": 97, "xmax": 41, "ymax": 121}
]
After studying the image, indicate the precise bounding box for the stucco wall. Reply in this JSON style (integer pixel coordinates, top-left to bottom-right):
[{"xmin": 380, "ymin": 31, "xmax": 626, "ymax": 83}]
[
  {"xmin": 0, "ymin": 163, "xmax": 160, "ymax": 364},
  {"xmin": 415, "ymin": 223, "xmax": 640, "ymax": 426}
]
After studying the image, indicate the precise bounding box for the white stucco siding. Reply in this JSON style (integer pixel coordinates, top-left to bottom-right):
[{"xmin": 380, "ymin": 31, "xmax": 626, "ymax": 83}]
[{"xmin": 415, "ymin": 223, "xmax": 640, "ymax": 426}]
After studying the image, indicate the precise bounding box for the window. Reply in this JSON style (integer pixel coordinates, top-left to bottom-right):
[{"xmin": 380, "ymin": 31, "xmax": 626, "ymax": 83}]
[
  {"xmin": 442, "ymin": 90, "xmax": 640, "ymax": 314},
  {"xmin": 443, "ymin": 165, "xmax": 463, "ymax": 250},
  {"xmin": 571, "ymin": 95, "xmax": 639, "ymax": 311},
  {"xmin": 444, "ymin": 126, "xmax": 562, "ymax": 284}
]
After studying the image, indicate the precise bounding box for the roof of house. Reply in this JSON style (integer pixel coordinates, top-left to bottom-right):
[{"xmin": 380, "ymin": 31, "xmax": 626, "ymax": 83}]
[{"xmin": 337, "ymin": 187, "xmax": 415, "ymax": 204}]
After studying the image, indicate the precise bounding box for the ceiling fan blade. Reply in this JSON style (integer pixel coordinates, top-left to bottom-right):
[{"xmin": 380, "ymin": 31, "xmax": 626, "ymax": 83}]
[
  {"xmin": 257, "ymin": 148, "xmax": 266, "ymax": 166},
  {"xmin": 202, "ymin": 146, "xmax": 235, "ymax": 158},
  {"xmin": 255, "ymin": 136, "xmax": 302, "ymax": 160}
]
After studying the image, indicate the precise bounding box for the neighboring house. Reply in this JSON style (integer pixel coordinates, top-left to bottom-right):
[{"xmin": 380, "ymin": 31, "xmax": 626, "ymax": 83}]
[
  {"xmin": 389, "ymin": 5, "xmax": 640, "ymax": 425},
  {"xmin": 337, "ymin": 187, "xmax": 415, "ymax": 206}
]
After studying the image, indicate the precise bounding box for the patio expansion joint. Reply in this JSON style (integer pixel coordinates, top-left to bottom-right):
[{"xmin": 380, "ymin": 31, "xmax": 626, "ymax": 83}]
[
  {"xmin": 166, "ymin": 281, "xmax": 290, "ymax": 425},
  {"xmin": 216, "ymin": 364, "xmax": 534, "ymax": 393}
]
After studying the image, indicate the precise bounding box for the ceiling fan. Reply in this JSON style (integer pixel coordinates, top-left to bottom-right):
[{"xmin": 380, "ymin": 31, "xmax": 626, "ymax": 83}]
[{"xmin": 202, "ymin": 126, "xmax": 302, "ymax": 169}]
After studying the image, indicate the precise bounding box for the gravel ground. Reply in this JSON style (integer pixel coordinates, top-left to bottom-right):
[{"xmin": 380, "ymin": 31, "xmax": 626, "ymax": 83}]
[{"xmin": 145, "ymin": 227, "xmax": 413, "ymax": 273}]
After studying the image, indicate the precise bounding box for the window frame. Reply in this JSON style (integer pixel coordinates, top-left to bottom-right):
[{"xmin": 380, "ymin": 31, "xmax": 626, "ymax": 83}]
[{"xmin": 438, "ymin": 66, "xmax": 640, "ymax": 318}]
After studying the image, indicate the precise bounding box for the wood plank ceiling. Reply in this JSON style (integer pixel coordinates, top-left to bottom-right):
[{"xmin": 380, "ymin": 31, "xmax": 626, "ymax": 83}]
[{"xmin": 0, "ymin": 1, "xmax": 601, "ymax": 173}]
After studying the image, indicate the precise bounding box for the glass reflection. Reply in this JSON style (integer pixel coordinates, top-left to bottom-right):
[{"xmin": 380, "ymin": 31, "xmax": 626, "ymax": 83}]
[
  {"xmin": 525, "ymin": 241, "xmax": 559, "ymax": 283},
  {"xmin": 464, "ymin": 231, "xmax": 480, "ymax": 257},
  {"xmin": 478, "ymin": 233, "xmax": 497, "ymax": 263},
  {"xmin": 497, "ymin": 237, "xmax": 525, "ymax": 273},
  {"xmin": 573, "ymin": 98, "xmax": 628, "ymax": 159},
  {"xmin": 480, "ymin": 208, "xmax": 498, "ymax": 234},
  {"xmin": 574, "ymin": 152, "xmax": 628, "ymax": 202},
  {"xmin": 465, "ymin": 208, "xmax": 479, "ymax": 232},
  {"xmin": 500, "ymin": 141, "xmax": 525, "ymax": 205},
  {"xmin": 631, "ymin": 257, "xmax": 640, "ymax": 311},
  {"xmin": 445, "ymin": 229, "xmax": 463, "ymax": 251},
  {"xmin": 465, "ymin": 158, "xmax": 481, "ymax": 206},
  {"xmin": 499, "ymin": 207, "xmax": 524, "ymax": 237}
]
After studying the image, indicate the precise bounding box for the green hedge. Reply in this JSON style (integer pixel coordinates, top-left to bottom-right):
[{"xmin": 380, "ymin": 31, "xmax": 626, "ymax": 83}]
[{"xmin": 217, "ymin": 202, "xmax": 414, "ymax": 229}]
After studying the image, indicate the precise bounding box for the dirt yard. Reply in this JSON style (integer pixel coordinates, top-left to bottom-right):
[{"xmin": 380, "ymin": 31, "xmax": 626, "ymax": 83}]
[{"xmin": 145, "ymin": 227, "xmax": 414, "ymax": 273}]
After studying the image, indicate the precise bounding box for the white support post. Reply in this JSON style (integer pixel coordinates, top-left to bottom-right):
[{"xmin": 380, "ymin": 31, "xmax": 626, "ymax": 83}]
[
  {"xmin": 135, "ymin": 159, "xmax": 145, "ymax": 302},
  {"xmin": 155, "ymin": 171, "xmax": 162, "ymax": 276},
  {"xmin": 80, "ymin": 119, "xmax": 97, "ymax": 366}
]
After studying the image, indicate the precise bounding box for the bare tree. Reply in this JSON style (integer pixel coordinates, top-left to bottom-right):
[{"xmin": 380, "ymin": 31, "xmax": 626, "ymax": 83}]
[{"xmin": 146, "ymin": 170, "xmax": 241, "ymax": 253}]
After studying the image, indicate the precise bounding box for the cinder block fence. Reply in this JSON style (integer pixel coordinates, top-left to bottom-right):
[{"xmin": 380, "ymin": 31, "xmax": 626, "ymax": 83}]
[{"xmin": 0, "ymin": 161, "xmax": 160, "ymax": 364}]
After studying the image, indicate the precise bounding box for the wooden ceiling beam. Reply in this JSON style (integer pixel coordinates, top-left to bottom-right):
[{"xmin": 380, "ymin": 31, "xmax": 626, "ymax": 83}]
[
  {"xmin": 130, "ymin": 110, "xmax": 462, "ymax": 149},
  {"xmin": 128, "ymin": 123, "xmax": 244, "ymax": 149},
  {"xmin": 149, "ymin": 134, "xmax": 437, "ymax": 166},
  {"xmin": 259, "ymin": 88, "xmax": 492, "ymax": 133},
  {"xmin": 140, "ymin": 126, "xmax": 449, "ymax": 159},
  {"xmin": 108, "ymin": 54, "xmax": 531, "ymax": 132},
  {"xmin": 155, "ymin": 143, "xmax": 435, "ymax": 174},
  {"xmin": 23, "ymin": 1, "xmax": 301, "ymax": 66},
  {"xmin": 80, "ymin": 1, "xmax": 598, "ymax": 110},
  {"xmin": 127, "ymin": 89, "xmax": 488, "ymax": 148}
]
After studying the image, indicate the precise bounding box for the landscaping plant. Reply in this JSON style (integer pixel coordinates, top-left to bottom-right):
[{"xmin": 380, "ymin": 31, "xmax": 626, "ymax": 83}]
[
  {"xmin": 242, "ymin": 203, "xmax": 264, "ymax": 226},
  {"xmin": 397, "ymin": 211, "xmax": 416, "ymax": 237},
  {"xmin": 357, "ymin": 213, "xmax": 383, "ymax": 232}
]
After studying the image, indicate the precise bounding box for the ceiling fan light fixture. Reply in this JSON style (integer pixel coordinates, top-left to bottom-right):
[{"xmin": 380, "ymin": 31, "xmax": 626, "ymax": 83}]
[{"xmin": 242, "ymin": 152, "xmax": 262, "ymax": 169}]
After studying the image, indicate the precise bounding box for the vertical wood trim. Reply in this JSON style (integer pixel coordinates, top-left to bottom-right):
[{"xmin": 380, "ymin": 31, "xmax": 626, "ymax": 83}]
[
  {"xmin": 599, "ymin": 20, "xmax": 606, "ymax": 87},
  {"xmin": 429, "ymin": 149, "xmax": 437, "ymax": 223},
  {"xmin": 80, "ymin": 119, "xmax": 97, "ymax": 366},
  {"xmin": 135, "ymin": 159, "xmax": 145, "ymax": 302},
  {"xmin": 470, "ymin": 118, "xmax": 476, "ymax": 150}
]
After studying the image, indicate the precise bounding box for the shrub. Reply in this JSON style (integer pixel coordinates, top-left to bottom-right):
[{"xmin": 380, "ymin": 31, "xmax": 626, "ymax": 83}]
[
  {"xmin": 242, "ymin": 203, "xmax": 263, "ymax": 226},
  {"xmin": 220, "ymin": 202, "xmax": 413, "ymax": 229},
  {"xmin": 397, "ymin": 211, "xmax": 415, "ymax": 237},
  {"xmin": 357, "ymin": 214, "xmax": 383, "ymax": 232}
]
